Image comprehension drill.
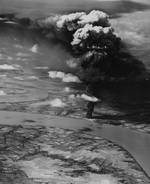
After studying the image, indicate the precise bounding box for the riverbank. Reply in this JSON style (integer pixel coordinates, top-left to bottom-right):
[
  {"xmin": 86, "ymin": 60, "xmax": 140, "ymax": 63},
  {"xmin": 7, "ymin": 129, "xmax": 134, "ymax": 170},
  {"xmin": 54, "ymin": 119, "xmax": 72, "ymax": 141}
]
[
  {"xmin": 0, "ymin": 0, "xmax": 150, "ymax": 183},
  {"xmin": 93, "ymin": 118, "xmax": 150, "ymax": 134},
  {"xmin": 0, "ymin": 111, "xmax": 149, "ymax": 184}
]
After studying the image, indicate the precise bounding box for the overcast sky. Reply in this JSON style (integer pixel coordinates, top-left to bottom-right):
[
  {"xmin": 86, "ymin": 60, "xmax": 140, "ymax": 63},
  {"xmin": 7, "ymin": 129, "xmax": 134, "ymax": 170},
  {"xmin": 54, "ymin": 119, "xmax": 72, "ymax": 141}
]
[{"xmin": 0, "ymin": 0, "xmax": 149, "ymax": 18}]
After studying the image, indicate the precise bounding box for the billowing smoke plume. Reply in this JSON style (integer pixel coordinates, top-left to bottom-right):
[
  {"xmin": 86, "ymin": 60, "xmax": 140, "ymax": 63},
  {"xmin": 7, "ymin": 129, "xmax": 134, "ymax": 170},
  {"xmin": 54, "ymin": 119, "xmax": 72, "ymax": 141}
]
[
  {"xmin": 35, "ymin": 10, "xmax": 110, "ymax": 30},
  {"xmin": 35, "ymin": 10, "xmax": 145, "ymax": 84},
  {"xmin": 34, "ymin": 10, "xmax": 111, "ymax": 46},
  {"xmin": 0, "ymin": 11, "xmax": 145, "ymax": 84}
]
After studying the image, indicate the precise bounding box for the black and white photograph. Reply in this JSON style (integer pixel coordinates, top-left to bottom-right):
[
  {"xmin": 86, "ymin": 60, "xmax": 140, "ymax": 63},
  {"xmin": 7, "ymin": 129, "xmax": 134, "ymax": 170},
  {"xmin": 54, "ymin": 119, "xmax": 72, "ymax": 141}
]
[{"xmin": 0, "ymin": 0, "xmax": 150, "ymax": 183}]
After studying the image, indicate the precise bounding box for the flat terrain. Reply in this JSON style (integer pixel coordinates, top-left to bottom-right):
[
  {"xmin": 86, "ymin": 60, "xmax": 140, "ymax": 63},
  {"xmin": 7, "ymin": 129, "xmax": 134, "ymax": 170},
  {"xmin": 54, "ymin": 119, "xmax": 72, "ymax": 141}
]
[
  {"xmin": 0, "ymin": 113, "xmax": 149, "ymax": 184},
  {"xmin": 0, "ymin": 0, "xmax": 150, "ymax": 183}
]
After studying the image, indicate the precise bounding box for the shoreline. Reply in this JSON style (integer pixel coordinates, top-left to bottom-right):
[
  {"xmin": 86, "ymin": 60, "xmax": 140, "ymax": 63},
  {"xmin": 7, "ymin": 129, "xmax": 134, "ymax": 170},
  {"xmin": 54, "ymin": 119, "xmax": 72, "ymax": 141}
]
[
  {"xmin": 0, "ymin": 110, "xmax": 150, "ymax": 183},
  {"xmin": 0, "ymin": 1, "xmax": 150, "ymax": 182}
]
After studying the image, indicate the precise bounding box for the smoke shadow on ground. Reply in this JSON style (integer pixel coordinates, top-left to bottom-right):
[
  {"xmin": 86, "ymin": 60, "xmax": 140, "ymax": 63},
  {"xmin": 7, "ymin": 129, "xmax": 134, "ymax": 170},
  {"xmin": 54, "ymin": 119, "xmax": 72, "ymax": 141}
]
[{"xmin": 91, "ymin": 81, "xmax": 150, "ymax": 123}]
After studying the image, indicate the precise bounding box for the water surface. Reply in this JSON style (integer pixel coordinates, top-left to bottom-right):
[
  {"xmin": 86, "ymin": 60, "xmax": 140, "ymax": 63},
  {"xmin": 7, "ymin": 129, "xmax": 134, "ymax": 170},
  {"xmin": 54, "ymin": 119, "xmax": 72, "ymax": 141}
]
[
  {"xmin": 97, "ymin": 126, "xmax": 150, "ymax": 177},
  {"xmin": 0, "ymin": 0, "xmax": 150, "ymax": 177}
]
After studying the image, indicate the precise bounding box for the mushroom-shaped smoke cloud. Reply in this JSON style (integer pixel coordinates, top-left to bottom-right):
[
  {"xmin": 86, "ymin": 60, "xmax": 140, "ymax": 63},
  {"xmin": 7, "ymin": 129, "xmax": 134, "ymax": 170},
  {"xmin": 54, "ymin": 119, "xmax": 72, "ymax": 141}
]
[
  {"xmin": 35, "ymin": 10, "xmax": 111, "ymax": 44},
  {"xmin": 35, "ymin": 10, "xmax": 145, "ymax": 84}
]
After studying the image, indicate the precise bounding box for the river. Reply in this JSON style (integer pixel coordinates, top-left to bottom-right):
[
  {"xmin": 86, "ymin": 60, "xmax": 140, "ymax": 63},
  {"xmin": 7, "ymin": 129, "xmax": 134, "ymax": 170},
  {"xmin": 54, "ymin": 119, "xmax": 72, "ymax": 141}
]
[
  {"xmin": 96, "ymin": 126, "xmax": 150, "ymax": 177},
  {"xmin": 0, "ymin": 0, "xmax": 150, "ymax": 178}
]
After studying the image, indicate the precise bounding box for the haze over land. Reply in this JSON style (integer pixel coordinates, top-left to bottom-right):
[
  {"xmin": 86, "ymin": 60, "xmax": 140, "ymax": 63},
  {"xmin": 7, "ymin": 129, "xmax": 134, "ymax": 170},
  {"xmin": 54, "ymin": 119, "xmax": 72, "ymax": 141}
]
[
  {"xmin": 1, "ymin": 0, "xmax": 150, "ymax": 69},
  {"xmin": 0, "ymin": 0, "xmax": 150, "ymax": 182}
]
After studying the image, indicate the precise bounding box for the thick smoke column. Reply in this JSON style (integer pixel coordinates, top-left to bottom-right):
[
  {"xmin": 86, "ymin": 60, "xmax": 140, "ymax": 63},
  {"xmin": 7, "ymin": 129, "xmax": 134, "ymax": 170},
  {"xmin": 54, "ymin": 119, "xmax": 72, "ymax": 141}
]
[
  {"xmin": 1, "ymin": 11, "xmax": 145, "ymax": 85},
  {"xmin": 35, "ymin": 9, "xmax": 145, "ymax": 85}
]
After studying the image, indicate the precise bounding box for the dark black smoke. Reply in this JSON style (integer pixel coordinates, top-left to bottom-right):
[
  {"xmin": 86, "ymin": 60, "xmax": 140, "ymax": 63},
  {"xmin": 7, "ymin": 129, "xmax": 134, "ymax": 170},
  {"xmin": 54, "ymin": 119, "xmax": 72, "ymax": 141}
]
[{"xmin": 0, "ymin": 11, "xmax": 146, "ymax": 85}]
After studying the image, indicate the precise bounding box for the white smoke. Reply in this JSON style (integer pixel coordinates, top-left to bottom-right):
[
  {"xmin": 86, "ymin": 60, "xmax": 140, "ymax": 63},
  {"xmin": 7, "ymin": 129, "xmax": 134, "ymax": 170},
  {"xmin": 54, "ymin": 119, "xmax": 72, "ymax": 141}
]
[
  {"xmin": 71, "ymin": 24, "xmax": 113, "ymax": 46},
  {"xmin": 66, "ymin": 58, "xmax": 78, "ymax": 68},
  {"xmin": 56, "ymin": 12, "xmax": 85, "ymax": 30},
  {"xmin": 62, "ymin": 74, "xmax": 80, "ymax": 83},
  {"xmin": 0, "ymin": 64, "xmax": 20, "ymax": 70},
  {"xmin": 56, "ymin": 10, "xmax": 109, "ymax": 29},
  {"xmin": 68, "ymin": 93, "xmax": 99, "ymax": 102},
  {"xmin": 36, "ymin": 15, "xmax": 60, "ymax": 29},
  {"xmin": 78, "ymin": 10, "xmax": 109, "ymax": 26},
  {"xmin": 36, "ymin": 10, "xmax": 110, "ymax": 33},
  {"xmin": 30, "ymin": 44, "xmax": 39, "ymax": 53},
  {"xmin": 80, "ymin": 93, "xmax": 99, "ymax": 102},
  {"xmin": 34, "ymin": 66, "xmax": 49, "ymax": 70},
  {"xmin": 48, "ymin": 71, "xmax": 81, "ymax": 83},
  {"xmin": 48, "ymin": 71, "xmax": 64, "ymax": 79},
  {"xmin": 49, "ymin": 98, "xmax": 66, "ymax": 107},
  {"xmin": 4, "ymin": 21, "xmax": 18, "ymax": 25},
  {"xmin": 0, "ymin": 18, "xmax": 7, "ymax": 21},
  {"xmin": 30, "ymin": 98, "xmax": 66, "ymax": 108}
]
